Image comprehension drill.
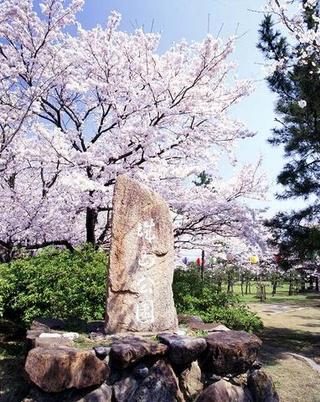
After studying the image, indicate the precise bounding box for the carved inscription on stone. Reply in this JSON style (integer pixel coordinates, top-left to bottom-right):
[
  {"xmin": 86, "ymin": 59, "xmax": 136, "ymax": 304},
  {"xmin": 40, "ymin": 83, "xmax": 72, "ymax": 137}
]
[
  {"xmin": 136, "ymin": 219, "xmax": 156, "ymax": 324},
  {"xmin": 105, "ymin": 175, "xmax": 178, "ymax": 333}
]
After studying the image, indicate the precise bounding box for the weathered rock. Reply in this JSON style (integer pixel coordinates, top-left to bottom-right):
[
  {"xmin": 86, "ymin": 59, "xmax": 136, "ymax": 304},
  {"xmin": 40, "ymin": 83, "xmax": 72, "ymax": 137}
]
[
  {"xmin": 230, "ymin": 373, "xmax": 248, "ymax": 387},
  {"xmin": 105, "ymin": 175, "xmax": 178, "ymax": 333},
  {"xmin": 247, "ymin": 369, "xmax": 279, "ymax": 402},
  {"xmin": 62, "ymin": 332, "xmax": 80, "ymax": 341},
  {"xmin": 110, "ymin": 336, "xmax": 167, "ymax": 368},
  {"xmin": 199, "ymin": 330, "xmax": 262, "ymax": 376},
  {"xmin": 27, "ymin": 329, "xmax": 46, "ymax": 348},
  {"xmin": 195, "ymin": 379, "xmax": 253, "ymax": 402},
  {"xmin": 35, "ymin": 336, "xmax": 72, "ymax": 348},
  {"xmin": 31, "ymin": 318, "xmax": 65, "ymax": 331},
  {"xmin": 39, "ymin": 332, "xmax": 62, "ymax": 338},
  {"xmin": 178, "ymin": 315, "xmax": 204, "ymax": 326},
  {"xmin": 210, "ymin": 324, "xmax": 230, "ymax": 332},
  {"xmin": 94, "ymin": 346, "xmax": 111, "ymax": 360},
  {"xmin": 179, "ymin": 318, "xmax": 230, "ymax": 333},
  {"xmin": 113, "ymin": 359, "xmax": 184, "ymax": 402},
  {"xmin": 158, "ymin": 333, "xmax": 206, "ymax": 365},
  {"xmin": 133, "ymin": 364, "xmax": 149, "ymax": 378},
  {"xmin": 90, "ymin": 331, "xmax": 105, "ymax": 341},
  {"xmin": 25, "ymin": 347, "xmax": 109, "ymax": 392},
  {"xmin": 76, "ymin": 383, "xmax": 112, "ymax": 402},
  {"xmin": 179, "ymin": 361, "xmax": 203, "ymax": 402},
  {"xmin": 22, "ymin": 384, "xmax": 112, "ymax": 402}
]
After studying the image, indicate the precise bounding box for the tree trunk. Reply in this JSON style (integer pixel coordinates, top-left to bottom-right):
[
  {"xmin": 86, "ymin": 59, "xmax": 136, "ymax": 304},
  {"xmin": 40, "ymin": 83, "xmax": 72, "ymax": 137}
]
[
  {"xmin": 86, "ymin": 207, "xmax": 98, "ymax": 245},
  {"xmin": 201, "ymin": 249, "xmax": 205, "ymax": 282},
  {"xmin": 240, "ymin": 275, "xmax": 244, "ymax": 296},
  {"xmin": 245, "ymin": 278, "xmax": 250, "ymax": 295},
  {"xmin": 272, "ymin": 279, "xmax": 277, "ymax": 296},
  {"xmin": 288, "ymin": 274, "xmax": 294, "ymax": 296},
  {"xmin": 315, "ymin": 276, "xmax": 319, "ymax": 292},
  {"xmin": 227, "ymin": 272, "xmax": 233, "ymax": 294},
  {"xmin": 309, "ymin": 276, "xmax": 314, "ymax": 290}
]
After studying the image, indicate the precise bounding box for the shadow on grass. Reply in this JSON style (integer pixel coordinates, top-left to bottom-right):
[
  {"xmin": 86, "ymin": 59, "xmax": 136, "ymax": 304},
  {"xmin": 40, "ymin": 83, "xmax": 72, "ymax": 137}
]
[
  {"xmin": 258, "ymin": 326, "xmax": 320, "ymax": 368},
  {"xmin": 0, "ymin": 320, "xmax": 30, "ymax": 402},
  {"xmin": 0, "ymin": 343, "xmax": 29, "ymax": 402}
]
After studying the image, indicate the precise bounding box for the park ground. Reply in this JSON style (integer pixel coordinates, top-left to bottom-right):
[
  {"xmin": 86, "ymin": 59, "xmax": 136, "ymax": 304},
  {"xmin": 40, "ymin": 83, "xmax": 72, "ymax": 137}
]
[
  {"xmin": 244, "ymin": 285, "xmax": 320, "ymax": 402},
  {"xmin": 0, "ymin": 283, "xmax": 319, "ymax": 402}
]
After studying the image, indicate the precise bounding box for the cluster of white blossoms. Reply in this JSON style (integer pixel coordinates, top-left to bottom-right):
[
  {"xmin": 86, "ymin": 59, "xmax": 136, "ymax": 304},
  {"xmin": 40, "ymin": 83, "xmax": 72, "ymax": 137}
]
[
  {"xmin": 0, "ymin": 0, "xmax": 268, "ymax": 256},
  {"xmin": 265, "ymin": 0, "xmax": 320, "ymax": 67}
]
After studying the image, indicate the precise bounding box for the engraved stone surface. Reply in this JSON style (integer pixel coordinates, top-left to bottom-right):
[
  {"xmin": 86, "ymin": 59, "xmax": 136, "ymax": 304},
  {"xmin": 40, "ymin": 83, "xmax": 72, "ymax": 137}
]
[{"xmin": 105, "ymin": 175, "xmax": 178, "ymax": 333}]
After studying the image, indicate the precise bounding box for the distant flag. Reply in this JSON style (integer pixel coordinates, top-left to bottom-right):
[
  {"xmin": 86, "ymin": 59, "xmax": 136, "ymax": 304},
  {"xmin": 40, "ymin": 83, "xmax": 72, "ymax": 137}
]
[
  {"xmin": 249, "ymin": 255, "xmax": 259, "ymax": 264},
  {"xmin": 274, "ymin": 254, "xmax": 282, "ymax": 264}
]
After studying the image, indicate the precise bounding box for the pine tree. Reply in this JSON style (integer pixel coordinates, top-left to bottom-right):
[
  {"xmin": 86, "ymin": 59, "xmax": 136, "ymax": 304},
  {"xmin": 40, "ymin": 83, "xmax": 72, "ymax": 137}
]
[{"xmin": 258, "ymin": 1, "xmax": 320, "ymax": 259}]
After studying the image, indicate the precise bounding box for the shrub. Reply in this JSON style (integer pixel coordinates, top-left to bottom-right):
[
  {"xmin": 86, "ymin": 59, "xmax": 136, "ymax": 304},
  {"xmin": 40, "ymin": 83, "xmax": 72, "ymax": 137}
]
[
  {"xmin": 173, "ymin": 267, "xmax": 263, "ymax": 333},
  {"xmin": 0, "ymin": 245, "xmax": 106, "ymax": 325},
  {"xmin": 0, "ymin": 249, "xmax": 262, "ymax": 333}
]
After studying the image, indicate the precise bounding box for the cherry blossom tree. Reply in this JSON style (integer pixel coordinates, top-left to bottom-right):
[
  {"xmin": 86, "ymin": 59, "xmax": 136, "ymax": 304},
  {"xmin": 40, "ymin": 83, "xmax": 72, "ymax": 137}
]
[{"xmin": 0, "ymin": 0, "xmax": 266, "ymax": 258}]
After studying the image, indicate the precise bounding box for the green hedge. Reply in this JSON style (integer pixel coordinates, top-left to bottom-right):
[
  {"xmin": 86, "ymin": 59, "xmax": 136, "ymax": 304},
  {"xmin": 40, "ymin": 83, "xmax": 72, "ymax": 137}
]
[
  {"xmin": 0, "ymin": 248, "xmax": 262, "ymax": 332},
  {"xmin": 173, "ymin": 268, "xmax": 263, "ymax": 333},
  {"xmin": 0, "ymin": 245, "xmax": 106, "ymax": 325}
]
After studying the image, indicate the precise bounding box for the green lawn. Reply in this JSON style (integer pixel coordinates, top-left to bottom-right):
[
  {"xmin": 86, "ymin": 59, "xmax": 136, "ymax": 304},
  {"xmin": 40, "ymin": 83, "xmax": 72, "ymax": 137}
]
[
  {"xmin": 249, "ymin": 296, "xmax": 320, "ymax": 402},
  {"xmin": 222, "ymin": 281, "xmax": 320, "ymax": 304}
]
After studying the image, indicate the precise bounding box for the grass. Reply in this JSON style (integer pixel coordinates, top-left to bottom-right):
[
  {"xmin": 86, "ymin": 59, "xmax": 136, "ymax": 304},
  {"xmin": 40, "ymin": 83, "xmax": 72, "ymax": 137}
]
[
  {"xmin": 222, "ymin": 281, "xmax": 320, "ymax": 304},
  {"xmin": 0, "ymin": 284, "xmax": 319, "ymax": 402},
  {"xmin": 248, "ymin": 296, "xmax": 320, "ymax": 402},
  {"xmin": 261, "ymin": 346, "xmax": 320, "ymax": 402}
]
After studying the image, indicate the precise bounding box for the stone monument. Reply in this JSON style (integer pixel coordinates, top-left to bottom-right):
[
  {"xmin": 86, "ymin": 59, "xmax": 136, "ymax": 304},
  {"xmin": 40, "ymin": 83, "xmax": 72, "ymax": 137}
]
[{"xmin": 105, "ymin": 175, "xmax": 178, "ymax": 333}]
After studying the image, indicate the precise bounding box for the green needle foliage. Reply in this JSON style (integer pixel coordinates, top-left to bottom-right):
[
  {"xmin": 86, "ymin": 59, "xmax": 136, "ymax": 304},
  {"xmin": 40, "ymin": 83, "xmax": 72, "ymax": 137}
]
[{"xmin": 258, "ymin": 2, "xmax": 320, "ymax": 258}]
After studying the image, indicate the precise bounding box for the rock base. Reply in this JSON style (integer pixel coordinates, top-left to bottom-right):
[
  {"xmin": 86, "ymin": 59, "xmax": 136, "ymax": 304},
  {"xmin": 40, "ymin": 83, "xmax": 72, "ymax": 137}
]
[{"xmin": 23, "ymin": 320, "xmax": 279, "ymax": 402}]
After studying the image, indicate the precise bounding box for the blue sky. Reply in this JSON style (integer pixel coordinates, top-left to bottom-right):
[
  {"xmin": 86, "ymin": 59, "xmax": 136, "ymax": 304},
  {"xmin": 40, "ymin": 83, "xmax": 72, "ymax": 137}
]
[{"xmin": 38, "ymin": 0, "xmax": 306, "ymax": 215}]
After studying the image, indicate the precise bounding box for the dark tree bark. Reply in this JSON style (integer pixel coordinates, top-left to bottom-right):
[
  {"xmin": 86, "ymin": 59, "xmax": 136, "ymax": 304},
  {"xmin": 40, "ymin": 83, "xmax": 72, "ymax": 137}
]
[{"xmin": 86, "ymin": 206, "xmax": 98, "ymax": 245}]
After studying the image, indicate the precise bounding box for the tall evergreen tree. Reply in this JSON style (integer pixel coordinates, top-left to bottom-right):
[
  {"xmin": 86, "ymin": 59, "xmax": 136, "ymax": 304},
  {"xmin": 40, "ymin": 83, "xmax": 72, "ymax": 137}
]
[{"xmin": 258, "ymin": 1, "xmax": 320, "ymax": 259}]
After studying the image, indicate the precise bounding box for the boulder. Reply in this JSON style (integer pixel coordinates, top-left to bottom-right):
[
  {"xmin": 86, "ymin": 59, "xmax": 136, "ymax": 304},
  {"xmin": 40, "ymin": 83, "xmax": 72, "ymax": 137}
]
[
  {"xmin": 179, "ymin": 361, "xmax": 203, "ymax": 402},
  {"xmin": 31, "ymin": 318, "xmax": 65, "ymax": 331},
  {"xmin": 25, "ymin": 347, "xmax": 109, "ymax": 393},
  {"xmin": 27, "ymin": 329, "xmax": 45, "ymax": 348},
  {"xmin": 22, "ymin": 384, "xmax": 112, "ymax": 402},
  {"xmin": 110, "ymin": 337, "xmax": 167, "ymax": 368},
  {"xmin": 178, "ymin": 315, "xmax": 204, "ymax": 327},
  {"xmin": 247, "ymin": 369, "xmax": 279, "ymax": 402},
  {"xmin": 179, "ymin": 318, "xmax": 230, "ymax": 333},
  {"xmin": 76, "ymin": 383, "xmax": 112, "ymax": 402},
  {"xmin": 113, "ymin": 359, "xmax": 184, "ymax": 402},
  {"xmin": 62, "ymin": 332, "xmax": 80, "ymax": 341},
  {"xmin": 105, "ymin": 175, "xmax": 178, "ymax": 333},
  {"xmin": 158, "ymin": 333, "xmax": 206, "ymax": 365},
  {"xmin": 35, "ymin": 336, "xmax": 72, "ymax": 348},
  {"xmin": 195, "ymin": 379, "xmax": 253, "ymax": 402},
  {"xmin": 199, "ymin": 331, "xmax": 262, "ymax": 376},
  {"xmin": 94, "ymin": 346, "xmax": 111, "ymax": 360}
]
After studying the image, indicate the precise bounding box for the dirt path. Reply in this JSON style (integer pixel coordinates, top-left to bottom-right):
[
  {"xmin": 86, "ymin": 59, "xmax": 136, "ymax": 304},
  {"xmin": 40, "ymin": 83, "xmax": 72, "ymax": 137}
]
[{"xmin": 249, "ymin": 300, "xmax": 320, "ymax": 402}]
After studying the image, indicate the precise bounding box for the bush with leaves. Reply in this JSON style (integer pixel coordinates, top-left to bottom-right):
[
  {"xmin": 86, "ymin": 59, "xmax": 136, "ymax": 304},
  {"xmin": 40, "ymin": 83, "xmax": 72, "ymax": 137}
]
[
  {"xmin": 0, "ymin": 245, "xmax": 106, "ymax": 325},
  {"xmin": 173, "ymin": 267, "xmax": 263, "ymax": 333}
]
